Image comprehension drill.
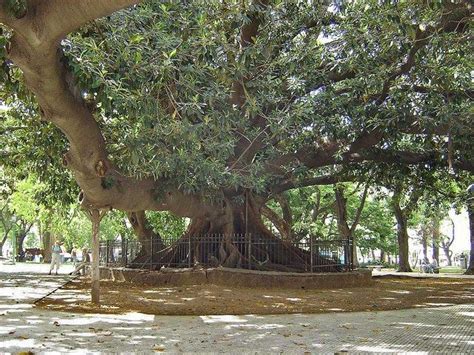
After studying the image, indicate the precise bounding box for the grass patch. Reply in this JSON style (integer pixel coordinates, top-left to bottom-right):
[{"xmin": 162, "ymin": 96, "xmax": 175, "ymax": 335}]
[{"xmin": 439, "ymin": 266, "xmax": 465, "ymax": 274}]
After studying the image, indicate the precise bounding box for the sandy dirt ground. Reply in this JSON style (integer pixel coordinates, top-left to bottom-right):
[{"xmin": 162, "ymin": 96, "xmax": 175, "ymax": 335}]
[
  {"xmin": 37, "ymin": 276, "xmax": 474, "ymax": 315},
  {"xmin": 1, "ymin": 265, "xmax": 473, "ymax": 353}
]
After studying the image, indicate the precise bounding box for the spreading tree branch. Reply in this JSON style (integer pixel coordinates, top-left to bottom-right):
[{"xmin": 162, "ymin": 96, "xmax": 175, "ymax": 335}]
[
  {"xmin": 29, "ymin": 0, "xmax": 140, "ymax": 42},
  {"xmin": 349, "ymin": 182, "xmax": 369, "ymax": 235}
]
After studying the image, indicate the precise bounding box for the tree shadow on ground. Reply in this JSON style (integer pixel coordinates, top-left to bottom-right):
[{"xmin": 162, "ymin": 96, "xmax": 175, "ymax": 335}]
[{"xmin": 36, "ymin": 276, "xmax": 474, "ymax": 316}]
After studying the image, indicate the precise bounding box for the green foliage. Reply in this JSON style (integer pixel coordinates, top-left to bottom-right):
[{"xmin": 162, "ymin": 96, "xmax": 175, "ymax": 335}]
[
  {"xmin": 356, "ymin": 194, "xmax": 397, "ymax": 255},
  {"xmin": 3, "ymin": 1, "xmax": 470, "ymax": 202},
  {"xmin": 146, "ymin": 211, "xmax": 187, "ymax": 239},
  {"xmin": 24, "ymin": 233, "xmax": 39, "ymax": 248},
  {"xmin": 286, "ymin": 185, "xmax": 338, "ymax": 240}
]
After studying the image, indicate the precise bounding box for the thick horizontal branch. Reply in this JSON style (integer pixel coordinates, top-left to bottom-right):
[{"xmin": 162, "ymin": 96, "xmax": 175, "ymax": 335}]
[
  {"xmin": 32, "ymin": 0, "xmax": 140, "ymax": 42},
  {"xmin": 4, "ymin": 0, "xmax": 220, "ymax": 218}
]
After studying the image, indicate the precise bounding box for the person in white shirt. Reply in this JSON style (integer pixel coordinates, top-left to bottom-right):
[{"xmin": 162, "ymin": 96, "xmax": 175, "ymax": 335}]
[{"xmin": 49, "ymin": 241, "xmax": 63, "ymax": 275}]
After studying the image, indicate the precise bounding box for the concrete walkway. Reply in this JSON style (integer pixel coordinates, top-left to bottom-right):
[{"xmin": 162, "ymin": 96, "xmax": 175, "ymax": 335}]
[
  {"xmin": 1, "ymin": 263, "xmax": 473, "ymax": 353},
  {"xmin": 372, "ymin": 269, "xmax": 474, "ymax": 279}
]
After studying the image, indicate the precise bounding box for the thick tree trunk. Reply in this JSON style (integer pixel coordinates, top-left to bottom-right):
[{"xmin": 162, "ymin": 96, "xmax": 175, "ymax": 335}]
[
  {"xmin": 334, "ymin": 187, "xmax": 354, "ymax": 267},
  {"xmin": 127, "ymin": 211, "xmax": 164, "ymax": 265},
  {"xmin": 393, "ymin": 203, "xmax": 412, "ymax": 272},
  {"xmin": 42, "ymin": 231, "xmax": 52, "ymax": 263},
  {"xmin": 16, "ymin": 232, "xmax": 27, "ymax": 259},
  {"xmin": 380, "ymin": 250, "xmax": 385, "ymax": 263},
  {"xmin": 133, "ymin": 194, "xmax": 342, "ymax": 272}
]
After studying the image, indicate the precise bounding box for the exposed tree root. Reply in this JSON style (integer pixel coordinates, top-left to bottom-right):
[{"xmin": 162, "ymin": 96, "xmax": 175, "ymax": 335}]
[{"xmin": 128, "ymin": 197, "xmax": 347, "ymax": 272}]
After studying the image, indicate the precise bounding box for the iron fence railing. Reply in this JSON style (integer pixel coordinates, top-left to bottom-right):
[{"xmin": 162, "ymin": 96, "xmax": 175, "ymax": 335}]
[{"xmin": 99, "ymin": 234, "xmax": 353, "ymax": 273}]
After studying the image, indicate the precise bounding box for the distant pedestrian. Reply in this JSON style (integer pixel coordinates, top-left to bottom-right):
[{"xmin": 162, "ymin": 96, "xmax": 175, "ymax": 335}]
[
  {"xmin": 49, "ymin": 241, "xmax": 62, "ymax": 275},
  {"xmin": 71, "ymin": 245, "xmax": 78, "ymax": 267}
]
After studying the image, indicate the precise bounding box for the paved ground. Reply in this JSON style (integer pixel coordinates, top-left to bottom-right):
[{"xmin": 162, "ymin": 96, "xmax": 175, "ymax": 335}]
[
  {"xmin": 373, "ymin": 269, "xmax": 474, "ymax": 280},
  {"xmin": 0, "ymin": 263, "xmax": 473, "ymax": 353}
]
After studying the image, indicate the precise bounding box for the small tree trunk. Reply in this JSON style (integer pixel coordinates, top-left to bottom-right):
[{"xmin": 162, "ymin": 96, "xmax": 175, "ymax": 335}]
[
  {"xmin": 432, "ymin": 217, "xmax": 440, "ymax": 265},
  {"xmin": 421, "ymin": 228, "xmax": 429, "ymax": 263},
  {"xmin": 107, "ymin": 240, "xmax": 115, "ymax": 263},
  {"xmin": 380, "ymin": 250, "xmax": 385, "ymax": 263},
  {"xmin": 16, "ymin": 232, "xmax": 27, "ymax": 258},
  {"xmin": 0, "ymin": 234, "xmax": 8, "ymax": 256},
  {"xmin": 444, "ymin": 248, "xmax": 452, "ymax": 266},
  {"xmin": 42, "ymin": 231, "xmax": 52, "ymax": 263},
  {"xmin": 466, "ymin": 199, "xmax": 474, "ymax": 274}
]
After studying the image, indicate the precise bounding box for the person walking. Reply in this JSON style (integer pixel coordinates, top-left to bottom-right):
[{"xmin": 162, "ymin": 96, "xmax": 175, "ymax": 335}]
[
  {"xmin": 71, "ymin": 245, "xmax": 78, "ymax": 268},
  {"xmin": 49, "ymin": 241, "xmax": 62, "ymax": 275}
]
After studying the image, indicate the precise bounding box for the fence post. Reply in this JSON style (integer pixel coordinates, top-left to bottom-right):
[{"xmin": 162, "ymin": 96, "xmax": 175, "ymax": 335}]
[
  {"xmin": 188, "ymin": 234, "xmax": 192, "ymax": 268},
  {"xmin": 150, "ymin": 237, "xmax": 153, "ymax": 270},
  {"xmin": 248, "ymin": 233, "xmax": 252, "ymax": 270},
  {"xmin": 124, "ymin": 240, "xmax": 128, "ymax": 267},
  {"xmin": 310, "ymin": 236, "xmax": 313, "ymax": 273},
  {"xmin": 348, "ymin": 238, "xmax": 354, "ymax": 271},
  {"xmin": 344, "ymin": 239, "xmax": 350, "ymax": 270},
  {"xmin": 105, "ymin": 240, "xmax": 109, "ymax": 266}
]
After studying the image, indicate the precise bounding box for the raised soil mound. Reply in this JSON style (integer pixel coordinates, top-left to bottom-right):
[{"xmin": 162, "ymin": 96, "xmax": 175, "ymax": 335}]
[{"xmin": 99, "ymin": 267, "xmax": 373, "ymax": 289}]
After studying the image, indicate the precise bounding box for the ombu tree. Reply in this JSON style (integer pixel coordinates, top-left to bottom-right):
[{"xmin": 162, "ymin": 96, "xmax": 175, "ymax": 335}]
[{"xmin": 1, "ymin": 1, "xmax": 472, "ymax": 271}]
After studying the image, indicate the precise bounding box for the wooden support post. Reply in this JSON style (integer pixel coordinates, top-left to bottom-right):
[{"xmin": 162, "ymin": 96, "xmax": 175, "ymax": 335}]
[{"xmin": 87, "ymin": 209, "xmax": 107, "ymax": 305}]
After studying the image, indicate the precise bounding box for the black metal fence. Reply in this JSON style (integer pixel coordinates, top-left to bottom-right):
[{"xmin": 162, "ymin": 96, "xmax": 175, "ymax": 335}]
[{"xmin": 99, "ymin": 234, "xmax": 353, "ymax": 273}]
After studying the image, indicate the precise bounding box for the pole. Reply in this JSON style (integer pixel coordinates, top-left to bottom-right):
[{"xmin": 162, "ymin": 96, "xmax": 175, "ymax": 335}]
[
  {"xmin": 91, "ymin": 209, "xmax": 100, "ymax": 304},
  {"xmin": 150, "ymin": 237, "xmax": 154, "ymax": 270},
  {"xmin": 188, "ymin": 234, "xmax": 191, "ymax": 268},
  {"xmin": 89, "ymin": 209, "xmax": 106, "ymax": 305},
  {"xmin": 248, "ymin": 233, "xmax": 252, "ymax": 270},
  {"xmin": 310, "ymin": 236, "xmax": 313, "ymax": 273},
  {"xmin": 106, "ymin": 240, "xmax": 109, "ymax": 266},
  {"xmin": 245, "ymin": 190, "xmax": 249, "ymax": 235}
]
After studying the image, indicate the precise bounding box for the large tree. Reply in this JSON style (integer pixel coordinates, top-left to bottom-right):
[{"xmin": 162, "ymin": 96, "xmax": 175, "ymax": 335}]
[{"xmin": 1, "ymin": 1, "xmax": 472, "ymax": 270}]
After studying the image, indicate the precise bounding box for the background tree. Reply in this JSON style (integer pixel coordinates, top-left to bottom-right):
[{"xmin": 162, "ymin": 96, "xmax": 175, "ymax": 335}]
[
  {"xmin": 356, "ymin": 195, "xmax": 398, "ymax": 264},
  {"xmin": 466, "ymin": 184, "xmax": 474, "ymax": 274},
  {"xmin": 0, "ymin": 198, "xmax": 14, "ymax": 256},
  {"xmin": 440, "ymin": 219, "xmax": 455, "ymax": 266}
]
